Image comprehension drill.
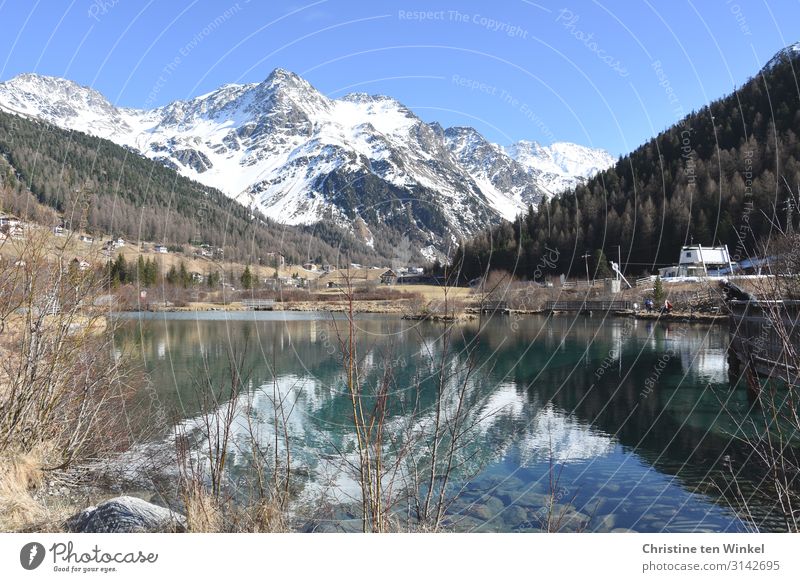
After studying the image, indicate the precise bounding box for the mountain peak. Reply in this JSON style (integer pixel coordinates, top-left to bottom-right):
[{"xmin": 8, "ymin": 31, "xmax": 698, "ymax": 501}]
[
  {"xmin": 4, "ymin": 73, "xmax": 106, "ymax": 100},
  {"xmin": 0, "ymin": 72, "xmax": 118, "ymax": 121},
  {"xmin": 263, "ymin": 67, "xmax": 307, "ymax": 88},
  {"xmin": 763, "ymin": 41, "xmax": 800, "ymax": 71}
]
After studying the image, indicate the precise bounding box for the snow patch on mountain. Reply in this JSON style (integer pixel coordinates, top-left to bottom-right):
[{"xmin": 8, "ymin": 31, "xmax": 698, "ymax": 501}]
[
  {"xmin": 0, "ymin": 69, "xmax": 614, "ymax": 247},
  {"xmin": 505, "ymin": 140, "xmax": 615, "ymax": 196}
]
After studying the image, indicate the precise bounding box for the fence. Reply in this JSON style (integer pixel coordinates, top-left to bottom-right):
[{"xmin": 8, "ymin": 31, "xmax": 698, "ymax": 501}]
[{"xmin": 544, "ymin": 300, "xmax": 633, "ymax": 312}]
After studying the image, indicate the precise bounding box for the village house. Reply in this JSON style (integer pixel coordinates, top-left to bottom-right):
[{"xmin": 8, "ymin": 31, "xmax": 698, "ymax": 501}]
[
  {"xmin": 72, "ymin": 258, "xmax": 91, "ymax": 271},
  {"xmin": 0, "ymin": 214, "xmax": 24, "ymax": 239},
  {"xmin": 379, "ymin": 268, "xmax": 399, "ymax": 285},
  {"xmin": 658, "ymin": 245, "xmax": 735, "ymax": 278}
]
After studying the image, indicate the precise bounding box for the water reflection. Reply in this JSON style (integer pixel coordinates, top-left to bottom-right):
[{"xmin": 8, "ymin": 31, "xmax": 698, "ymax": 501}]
[{"xmin": 114, "ymin": 312, "xmax": 774, "ymax": 531}]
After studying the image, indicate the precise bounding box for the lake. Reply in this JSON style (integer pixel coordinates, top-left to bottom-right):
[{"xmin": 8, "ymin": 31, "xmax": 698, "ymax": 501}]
[{"xmin": 113, "ymin": 311, "xmax": 782, "ymax": 532}]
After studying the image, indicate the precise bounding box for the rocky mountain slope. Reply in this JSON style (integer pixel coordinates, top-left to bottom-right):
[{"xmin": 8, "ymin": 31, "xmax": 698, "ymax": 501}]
[{"xmin": 0, "ymin": 69, "xmax": 613, "ymax": 252}]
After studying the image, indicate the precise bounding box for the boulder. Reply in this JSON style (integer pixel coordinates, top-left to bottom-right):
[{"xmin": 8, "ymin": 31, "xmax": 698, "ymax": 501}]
[{"xmin": 65, "ymin": 496, "xmax": 186, "ymax": 533}]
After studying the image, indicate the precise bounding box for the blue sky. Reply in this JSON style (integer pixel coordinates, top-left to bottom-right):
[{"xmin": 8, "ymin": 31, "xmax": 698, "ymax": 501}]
[{"xmin": 0, "ymin": 0, "xmax": 796, "ymax": 156}]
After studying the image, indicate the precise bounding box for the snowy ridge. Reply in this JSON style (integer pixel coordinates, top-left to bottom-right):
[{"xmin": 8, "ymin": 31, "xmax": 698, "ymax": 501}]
[
  {"xmin": 0, "ymin": 69, "xmax": 614, "ymax": 251},
  {"xmin": 505, "ymin": 140, "xmax": 615, "ymax": 197},
  {"xmin": 762, "ymin": 41, "xmax": 800, "ymax": 71}
]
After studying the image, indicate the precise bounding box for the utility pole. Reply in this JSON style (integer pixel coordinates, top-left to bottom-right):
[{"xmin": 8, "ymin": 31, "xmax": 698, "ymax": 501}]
[
  {"xmin": 582, "ymin": 252, "xmax": 591, "ymax": 286},
  {"xmin": 617, "ymin": 245, "xmax": 622, "ymax": 281}
]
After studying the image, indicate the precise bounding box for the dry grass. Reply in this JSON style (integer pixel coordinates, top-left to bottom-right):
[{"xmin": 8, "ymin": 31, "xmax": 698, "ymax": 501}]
[
  {"xmin": 0, "ymin": 445, "xmax": 79, "ymax": 532},
  {"xmin": 182, "ymin": 483, "xmax": 223, "ymax": 533},
  {"xmin": 0, "ymin": 449, "xmax": 46, "ymax": 530}
]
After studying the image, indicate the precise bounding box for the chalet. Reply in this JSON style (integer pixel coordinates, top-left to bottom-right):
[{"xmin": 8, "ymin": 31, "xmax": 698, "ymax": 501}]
[
  {"xmin": 72, "ymin": 258, "xmax": 91, "ymax": 271},
  {"xmin": 0, "ymin": 214, "xmax": 24, "ymax": 238},
  {"xmin": 658, "ymin": 245, "xmax": 735, "ymax": 278},
  {"xmin": 79, "ymin": 235, "xmax": 94, "ymax": 244},
  {"xmin": 302, "ymin": 262, "xmax": 318, "ymax": 271},
  {"xmin": 379, "ymin": 269, "xmax": 399, "ymax": 285},
  {"xmin": 0, "ymin": 214, "xmax": 20, "ymax": 229},
  {"xmin": 154, "ymin": 245, "xmax": 168, "ymax": 254}
]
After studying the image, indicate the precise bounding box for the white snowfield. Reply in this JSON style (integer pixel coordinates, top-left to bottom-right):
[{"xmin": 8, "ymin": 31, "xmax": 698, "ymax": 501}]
[{"xmin": 0, "ymin": 70, "xmax": 614, "ymax": 235}]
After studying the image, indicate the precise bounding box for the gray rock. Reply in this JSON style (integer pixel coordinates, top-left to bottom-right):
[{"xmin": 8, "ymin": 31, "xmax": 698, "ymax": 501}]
[{"xmin": 65, "ymin": 496, "xmax": 186, "ymax": 533}]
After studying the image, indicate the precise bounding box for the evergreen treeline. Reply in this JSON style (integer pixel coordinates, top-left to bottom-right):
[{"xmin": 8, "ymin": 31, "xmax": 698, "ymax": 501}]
[
  {"xmin": 455, "ymin": 54, "xmax": 800, "ymax": 280},
  {"xmin": 0, "ymin": 108, "xmax": 389, "ymax": 266}
]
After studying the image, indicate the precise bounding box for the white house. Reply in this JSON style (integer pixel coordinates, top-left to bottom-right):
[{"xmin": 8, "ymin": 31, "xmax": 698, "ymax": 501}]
[
  {"xmin": 659, "ymin": 245, "xmax": 734, "ymax": 278},
  {"xmin": 0, "ymin": 214, "xmax": 24, "ymax": 238},
  {"xmin": 154, "ymin": 245, "xmax": 168, "ymax": 254},
  {"xmin": 72, "ymin": 258, "xmax": 91, "ymax": 271}
]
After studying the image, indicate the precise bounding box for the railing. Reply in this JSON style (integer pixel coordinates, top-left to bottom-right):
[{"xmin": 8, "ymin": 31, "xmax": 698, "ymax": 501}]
[
  {"xmin": 636, "ymin": 275, "xmax": 657, "ymax": 287},
  {"xmin": 544, "ymin": 300, "xmax": 633, "ymax": 312},
  {"xmin": 241, "ymin": 299, "xmax": 275, "ymax": 310},
  {"xmin": 560, "ymin": 280, "xmax": 606, "ymax": 289}
]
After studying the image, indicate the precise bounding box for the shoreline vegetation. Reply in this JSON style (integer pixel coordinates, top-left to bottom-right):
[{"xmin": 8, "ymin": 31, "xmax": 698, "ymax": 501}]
[
  {"xmin": 1, "ymin": 224, "xmax": 794, "ymax": 534},
  {"xmin": 137, "ymin": 300, "xmax": 730, "ymax": 325}
]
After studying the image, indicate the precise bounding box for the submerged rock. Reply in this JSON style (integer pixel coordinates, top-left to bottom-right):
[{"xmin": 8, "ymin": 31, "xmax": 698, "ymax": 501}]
[{"xmin": 65, "ymin": 496, "xmax": 186, "ymax": 533}]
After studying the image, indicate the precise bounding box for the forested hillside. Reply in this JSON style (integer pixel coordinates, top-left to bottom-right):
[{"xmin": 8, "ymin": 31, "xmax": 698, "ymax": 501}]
[
  {"xmin": 455, "ymin": 50, "xmax": 800, "ymax": 280},
  {"xmin": 0, "ymin": 108, "xmax": 383, "ymax": 265}
]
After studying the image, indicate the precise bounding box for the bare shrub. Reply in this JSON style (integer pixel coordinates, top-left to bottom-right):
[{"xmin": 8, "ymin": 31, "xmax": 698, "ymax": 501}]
[{"xmin": 0, "ymin": 229, "xmax": 134, "ymax": 468}]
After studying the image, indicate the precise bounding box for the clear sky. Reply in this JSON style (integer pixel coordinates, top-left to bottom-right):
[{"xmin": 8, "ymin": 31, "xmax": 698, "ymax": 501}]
[{"xmin": 0, "ymin": 0, "xmax": 796, "ymax": 157}]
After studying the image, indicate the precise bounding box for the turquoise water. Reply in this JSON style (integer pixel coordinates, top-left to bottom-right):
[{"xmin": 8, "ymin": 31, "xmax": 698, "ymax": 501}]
[{"xmin": 114, "ymin": 311, "xmax": 781, "ymax": 532}]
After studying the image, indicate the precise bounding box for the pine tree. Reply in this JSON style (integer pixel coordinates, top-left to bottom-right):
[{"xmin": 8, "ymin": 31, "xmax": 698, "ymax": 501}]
[
  {"xmin": 652, "ymin": 275, "xmax": 666, "ymax": 303},
  {"xmin": 592, "ymin": 249, "xmax": 613, "ymax": 279},
  {"xmin": 166, "ymin": 265, "xmax": 179, "ymax": 286},
  {"xmin": 178, "ymin": 261, "xmax": 190, "ymax": 288},
  {"xmin": 137, "ymin": 255, "xmax": 146, "ymax": 285},
  {"xmin": 240, "ymin": 265, "xmax": 253, "ymax": 290},
  {"xmin": 207, "ymin": 271, "xmax": 220, "ymax": 288}
]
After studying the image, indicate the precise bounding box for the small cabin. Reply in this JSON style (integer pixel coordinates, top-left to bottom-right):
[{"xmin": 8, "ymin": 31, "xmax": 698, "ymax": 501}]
[
  {"xmin": 154, "ymin": 245, "xmax": 168, "ymax": 254},
  {"xmin": 380, "ymin": 269, "xmax": 399, "ymax": 285},
  {"xmin": 72, "ymin": 258, "xmax": 91, "ymax": 271},
  {"xmin": 0, "ymin": 214, "xmax": 20, "ymax": 228},
  {"xmin": 659, "ymin": 245, "xmax": 734, "ymax": 278}
]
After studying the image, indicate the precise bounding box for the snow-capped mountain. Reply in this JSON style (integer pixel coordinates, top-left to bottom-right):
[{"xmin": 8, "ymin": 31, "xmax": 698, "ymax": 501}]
[
  {"xmin": 0, "ymin": 70, "xmax": 613, "ymax": 249},
  {"xmin": 505, "ymin": 140, "xmax": 615, "ymax": 196},
  {"xmin": 763, "ymin": 40, "xmax": 800, "ymax": 71}
]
